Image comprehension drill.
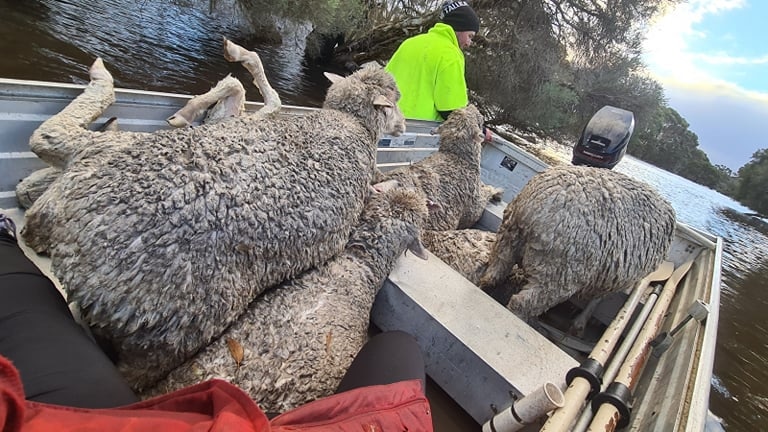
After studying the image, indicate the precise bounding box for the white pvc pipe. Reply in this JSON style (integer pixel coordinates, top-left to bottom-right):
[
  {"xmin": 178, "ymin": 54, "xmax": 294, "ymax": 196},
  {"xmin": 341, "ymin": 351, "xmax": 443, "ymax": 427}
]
[{"xmin": 482, "ymin": 382, "xmax": 565, "ymax": 432}]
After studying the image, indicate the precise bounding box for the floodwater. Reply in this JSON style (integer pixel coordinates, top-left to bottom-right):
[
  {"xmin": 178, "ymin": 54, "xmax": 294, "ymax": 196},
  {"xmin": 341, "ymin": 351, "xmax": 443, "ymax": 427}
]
[
  {"xmin": 1, "ymin": 0, "xmax": 767, "ymax": 430},
  {"xmin": 0, "ymin": 0, "xmax": 329, "ymax": 106}
]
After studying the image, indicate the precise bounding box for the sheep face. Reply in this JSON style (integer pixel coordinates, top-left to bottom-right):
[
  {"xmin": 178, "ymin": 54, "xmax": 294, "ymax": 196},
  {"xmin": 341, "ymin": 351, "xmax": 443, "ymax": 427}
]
[
  {"xmin": 355, "ymin": 188, "xmax": 430, "ymax": 260},
  {"xmin": 437, "ymin": 104, "xmax": 485, "ymax": 156},
  {"xmin": 323, "ymin": 68, "xmax": 405, "ymax": 137}
]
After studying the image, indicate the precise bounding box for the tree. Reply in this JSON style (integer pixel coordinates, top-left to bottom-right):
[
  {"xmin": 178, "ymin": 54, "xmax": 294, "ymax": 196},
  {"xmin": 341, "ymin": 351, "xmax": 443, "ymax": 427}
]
[
  {"xmin": 466, "ymin": 1, "xmax": 576, "ymax": 129},
  {"xmin": 735, "ymin": 149, "xmax": 768, "ymax": 214},
  {"xmin": 219, "ymin": 0, "xmax": 741, "ymax": 196}
]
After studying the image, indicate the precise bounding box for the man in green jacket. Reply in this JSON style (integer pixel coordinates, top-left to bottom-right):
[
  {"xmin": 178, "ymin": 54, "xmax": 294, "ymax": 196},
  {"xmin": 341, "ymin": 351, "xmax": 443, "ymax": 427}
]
[{"xmin": 385, "ymin": 1, "xmax": 480, "ymax": 122}]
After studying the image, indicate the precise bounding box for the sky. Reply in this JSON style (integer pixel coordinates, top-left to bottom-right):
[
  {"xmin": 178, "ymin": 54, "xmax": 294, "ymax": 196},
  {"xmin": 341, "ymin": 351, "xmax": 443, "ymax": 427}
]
[{"xmin": 642, "ymin": 0, "xmax": 768, "ymax": 172}]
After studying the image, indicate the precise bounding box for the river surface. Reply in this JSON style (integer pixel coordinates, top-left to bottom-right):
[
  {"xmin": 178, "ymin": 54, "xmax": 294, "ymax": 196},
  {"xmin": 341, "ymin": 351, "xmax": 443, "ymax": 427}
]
[{"xmin": 1, "ymin": 0, "xmax": 767, "ymax": 430}]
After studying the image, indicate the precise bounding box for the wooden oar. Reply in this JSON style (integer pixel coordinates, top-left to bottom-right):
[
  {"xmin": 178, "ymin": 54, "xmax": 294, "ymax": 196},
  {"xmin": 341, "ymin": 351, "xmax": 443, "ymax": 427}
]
[
  {"xmin": 540, "ymin": 261, "xmax": 674, "ymax": 432},
  {"xmin": 570, "ymin": 279, "xmax": 671, "ymax": 430},
  {"xmin": 586, "ymin": 258, "xmax": 695, "ymax": 432}
]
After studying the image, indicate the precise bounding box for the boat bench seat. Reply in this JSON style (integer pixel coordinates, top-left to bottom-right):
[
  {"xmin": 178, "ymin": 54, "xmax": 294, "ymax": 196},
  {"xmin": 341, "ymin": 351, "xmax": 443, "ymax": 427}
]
[{"xmin": 372, "ymin": 205, "xmax": 578, "ymax": 425}]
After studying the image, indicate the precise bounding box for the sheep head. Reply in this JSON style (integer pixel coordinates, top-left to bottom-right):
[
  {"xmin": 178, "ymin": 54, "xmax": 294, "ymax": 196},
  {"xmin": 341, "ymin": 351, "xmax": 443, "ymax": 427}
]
[
  {"xmin": 435, "ymin": 104, "xmax": 485, "ymax": 161},
  {"xmin": 358, "ymin": 187, "xmax": 431, "ymax": 260},
  {"xmin": 323, "ymin": 68, "xmax": 406, "ymax": 137}
]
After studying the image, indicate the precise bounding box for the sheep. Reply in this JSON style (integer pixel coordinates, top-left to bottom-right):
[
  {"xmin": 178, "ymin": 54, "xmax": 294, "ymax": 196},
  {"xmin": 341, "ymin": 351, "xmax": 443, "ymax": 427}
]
[
  {"xmin": 479, "ymin": 165, "xmax": 675, "ymax": 333},
  {"xmin": 19, "ymin": 39, "xmax": 406, "ymax": 386},
  {"xmin": 376, "ymin": 104, "xmax": 502, "ymax": 231},
  {"xmin": 422, "ymin": 228, "xmax": 497, "ymax": 286},
  {"xmin": 142, "ymin": 187, "xmax": 430, "ymax": 409}
]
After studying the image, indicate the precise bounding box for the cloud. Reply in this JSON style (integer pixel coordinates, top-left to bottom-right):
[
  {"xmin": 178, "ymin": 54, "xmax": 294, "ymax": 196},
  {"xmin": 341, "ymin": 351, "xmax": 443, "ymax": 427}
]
[
  {"xmin": 694, "ymin": 53, "xmax": 768, "ymax": 66},
  {"xmin": 641, "ymin": 0, "xmax": 768, "ymax": 170},
  {"xmin": 643, "ymin": 0, "xmax": 748, "ymax": 85},
  {"xmin": 663, "ymin": 83, "xmax": 768, "ymax": 170}
]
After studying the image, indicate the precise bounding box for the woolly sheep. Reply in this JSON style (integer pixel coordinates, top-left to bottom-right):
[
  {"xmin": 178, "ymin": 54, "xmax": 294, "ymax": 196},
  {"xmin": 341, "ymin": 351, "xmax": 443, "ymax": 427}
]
[
  {"xmin": 377, "ymin": 104, "xmax": 502, "ymax": 230},
  {"xmin": 19, "ymin": 39, "xmax": 406, "ymax": 385},
  {"xmin": 143, "ymin": 187, "xmax": 430, "ymax": 408},
  {"xmin": 479, "ymin": 165, "xmax": 675, "ymax": 332},
  {"xmin": 422, "ymin": 228, "xmax": 497, "ymax": 286}
]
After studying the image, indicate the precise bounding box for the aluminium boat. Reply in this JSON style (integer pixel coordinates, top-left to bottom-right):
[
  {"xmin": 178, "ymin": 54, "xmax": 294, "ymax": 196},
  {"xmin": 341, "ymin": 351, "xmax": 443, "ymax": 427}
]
[{"xmin": 0, "ymin": 78, "xmax": 722, "ymax": 431}]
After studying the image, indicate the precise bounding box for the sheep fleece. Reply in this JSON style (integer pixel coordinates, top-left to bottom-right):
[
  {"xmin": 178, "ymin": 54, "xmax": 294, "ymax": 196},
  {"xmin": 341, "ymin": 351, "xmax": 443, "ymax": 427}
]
[
  {"xmin": 143, "ymin": 188, "xmax": 429, "ymax": 412},
  {"xmin": 481, "ymin": 165, "xmax": 676, "ymax": 319},
  {"xmin": 422, "ymin": 228, "xmax": 496, "ymax": 286},
  {"xmin": 22, "ymin": 109, "xmax": 379, "ymax": 380},
  {"xmin": 380, "ymin": 104, "xmax": 487, "ymax": 230}
]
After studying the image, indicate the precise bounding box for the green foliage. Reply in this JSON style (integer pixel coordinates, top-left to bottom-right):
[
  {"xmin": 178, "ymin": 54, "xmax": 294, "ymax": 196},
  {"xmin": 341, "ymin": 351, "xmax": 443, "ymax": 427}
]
[
  {"xmin": 467, "ymin": 1, "xmax": 575, "ymax": 130},
  {"xmin": 735, "ymin": 149, "xmax": 768, "ymax": 214}
]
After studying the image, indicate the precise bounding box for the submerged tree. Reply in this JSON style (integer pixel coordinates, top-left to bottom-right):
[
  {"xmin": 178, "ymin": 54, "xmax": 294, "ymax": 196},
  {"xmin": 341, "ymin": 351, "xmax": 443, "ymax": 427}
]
[{"xmin": 212, "ymin": 0, "xmax": 366, "ymax": 48}]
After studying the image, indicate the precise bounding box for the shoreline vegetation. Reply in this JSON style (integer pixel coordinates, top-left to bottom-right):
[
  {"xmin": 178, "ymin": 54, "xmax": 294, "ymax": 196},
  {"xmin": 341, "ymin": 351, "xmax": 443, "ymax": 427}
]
[{"xmin": 223, "ymin": 0, "xmax": 766, "ymax": 215}]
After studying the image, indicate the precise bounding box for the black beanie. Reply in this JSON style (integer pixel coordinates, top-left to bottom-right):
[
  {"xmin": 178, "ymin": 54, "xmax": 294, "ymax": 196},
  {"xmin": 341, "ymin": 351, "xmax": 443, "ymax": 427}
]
[{"xmin": 440, "ymin": 1, "xmax": 480, "ymax": 33}]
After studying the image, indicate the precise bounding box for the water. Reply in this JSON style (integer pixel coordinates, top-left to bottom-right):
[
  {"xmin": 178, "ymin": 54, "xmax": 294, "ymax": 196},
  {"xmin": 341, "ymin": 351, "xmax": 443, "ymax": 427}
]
[
  {"xmin": 0, "ymin": 0, "xmax": 329, "ymax": 107},
  {"xmin": 619, "ymin": 157, "xmax": 768, "ymax": 430},
  {"xmin": 2, "ymin": 0, "xmax": 767, "ymax": 429}
]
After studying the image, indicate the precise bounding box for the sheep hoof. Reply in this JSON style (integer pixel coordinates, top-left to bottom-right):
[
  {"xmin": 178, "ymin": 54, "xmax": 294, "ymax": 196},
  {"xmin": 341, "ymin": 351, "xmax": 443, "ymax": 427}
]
[
  {"xmin": 97, "ymin": 117, "xmax": 119, "ymax": 132},
  {"xmin": 166, "ymin": 114, "xmax": 191, "ymax": 128},
  {"xmin": 88, "ymin": 57, "xmax": 113, "ymax": 84},
  {"xmin": 223, "ymin": 38, "xmax": 246, "ymax": 63},
  {"xmin": 406, "ymin": 239, "xmax": 428, "ymax": 260}
]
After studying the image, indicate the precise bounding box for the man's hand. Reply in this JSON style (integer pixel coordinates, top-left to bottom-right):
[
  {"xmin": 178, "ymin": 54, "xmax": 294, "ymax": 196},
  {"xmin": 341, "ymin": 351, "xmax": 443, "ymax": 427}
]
[{"xmin": 483, "ymin": 126, "xmax": 493, "ymax": 142}]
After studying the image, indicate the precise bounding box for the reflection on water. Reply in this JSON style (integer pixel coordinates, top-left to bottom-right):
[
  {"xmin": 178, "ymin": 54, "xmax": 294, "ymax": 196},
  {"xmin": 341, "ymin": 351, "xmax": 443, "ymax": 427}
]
[
  {"xmin": 2, "ymin": 0, "xmax": 768, "ymax": 430},
  {"xmin": 0, "ymin": 0, "xmax": 328, "ymax": 106}
]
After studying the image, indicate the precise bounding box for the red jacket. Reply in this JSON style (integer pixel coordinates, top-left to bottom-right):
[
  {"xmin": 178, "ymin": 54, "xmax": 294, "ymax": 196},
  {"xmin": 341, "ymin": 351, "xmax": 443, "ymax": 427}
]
[{"xmin": 0, "ymin": 355, "xmax": 433, "ymax": 431}]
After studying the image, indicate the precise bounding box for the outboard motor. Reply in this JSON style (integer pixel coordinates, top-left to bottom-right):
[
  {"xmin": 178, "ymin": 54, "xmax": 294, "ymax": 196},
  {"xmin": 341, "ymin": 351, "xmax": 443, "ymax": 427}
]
[{"xmin": 572, "ymin": 106, "xmax": 635, "ymax": 169}]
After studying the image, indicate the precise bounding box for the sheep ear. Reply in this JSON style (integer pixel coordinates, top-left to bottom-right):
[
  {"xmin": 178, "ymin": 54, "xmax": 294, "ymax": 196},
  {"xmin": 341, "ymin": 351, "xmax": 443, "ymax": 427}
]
[
  {"xmin": 373, "ymin": 95, "xmax": 393, "ymax": 108},
  {"xmin": 426, "ymin": 199, "xmax": 443, "ymax": 213},
  {"xmin": 324, "ymin": 72, "xmax": 344, "ymax": 84},
  {"xmin": 407, "ymin": 239, "xmax": 429, "ymax": 260}
]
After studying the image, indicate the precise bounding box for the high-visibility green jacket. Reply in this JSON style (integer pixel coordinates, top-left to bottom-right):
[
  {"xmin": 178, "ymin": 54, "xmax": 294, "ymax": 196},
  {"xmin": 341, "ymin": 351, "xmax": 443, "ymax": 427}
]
[{"xmin": 385, "ymin": 23, "xmax": 468, "ymax": 121}]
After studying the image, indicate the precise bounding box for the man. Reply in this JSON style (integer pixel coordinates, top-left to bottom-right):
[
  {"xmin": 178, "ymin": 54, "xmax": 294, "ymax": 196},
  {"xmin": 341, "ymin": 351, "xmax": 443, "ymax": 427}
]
[{"xmin": 385, "ymin": 1, "xmax": 480, "ymax": 122}]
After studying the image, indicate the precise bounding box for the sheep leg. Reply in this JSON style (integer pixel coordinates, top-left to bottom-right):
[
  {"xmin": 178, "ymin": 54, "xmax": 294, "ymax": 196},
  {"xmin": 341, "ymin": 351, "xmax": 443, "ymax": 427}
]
[
  {"xmin": 15, "ymin": 167, "xmax": 63, "ymax": 209},
  {"xmin": 506, "ymin": 279, "xmax": 567, "ymax": 322},
  {"xmin": 479, "ymin": 228, "xmax": 521, "ymax": 301},
  {"xmin": 29, "ymin": 57, "xmax": 114, "ymax": 168},
  {"xmin": 166, "ymin": 75, "xmax": 246, "ymax": 127},
  {"xmin": 223, "ymin": 38, "xmax": 282, "ymax": 117},
  {"xmin": 569, "ymin": 297, "xmax": 602, "ymax": 338}
]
